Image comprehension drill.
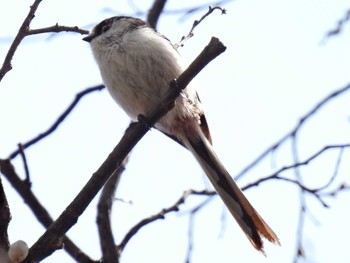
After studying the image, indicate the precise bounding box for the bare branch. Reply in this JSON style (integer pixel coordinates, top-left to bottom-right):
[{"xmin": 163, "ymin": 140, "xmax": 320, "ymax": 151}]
[
  {"xmin": 0, "ymin": 175, "xmax": 10, "ymax": 252},
  {"xmin": 321, "ymin": 8, "xmax": 350, "ymax": 43},
  {"xmin": 118, "ymin": 189, "xmax": 215, "ymax": 253},
  {"xmin": 184, "ymin": 197, "xmax": 214, "ymax": 263},
  {"xmin": 235, "ymin": 82, "xmax": 350, "ymax": 181},
  {"xmin": 147, "ymin": 0, "xmax": 168, "ymax": 29},
  {"xmin": 0, "ymin": 159, "xmax": 97, "ymax": 263},
  {"xmin": 0, "ymin": 2, "xmax": 90, "ymax": 82},
  {"xmin": 9, "ymin": 85, "xmax": 105, "ymax": 160},
  {"xmin": 165, "ymin": 1, "xmax": 231, "ymax": 20},
  {"xmin": 175, "ymin": 6, "xmax": 226, "ymax": 48},
  {"xmin": 0, "ymin": 0, "xmax": 43, "ymax": 82},
  {"xmin": 310, "ymin": 147, "xmax": 344, "ymax": 193},
  {"xmin": 97, "ymin": 158, "xmax": 128, "ymax": 263},
  {"xmin": 124, "ymin": 0, "xmax": 232, "ymax": 20},
  {"xmin": 27, "ymin": 24, "xmax": 89, "ymax": 36},
  {"xmin": 242, "ymin": 144, "xmax": 350, "ymax": 214},
  {"xmin": 323, "ymin": 182, "xmax": 350, "ymax": 197},
  {"xmin": 243, "ymin": 144, "xmax": 350, "ymax": 192},
  {"xmin": 319, "ymin": 148, "xmax": 348, "ymax": 197},
  {"xmin": 17, "ymin": 144, "xmax": 31, "ymax": 185},
  {"xmin": 241, "ymin": 142, "xmax": 350, "ymax": 263},
  {"xmin": 24, "ymin": 37, "xmax": 226, "ymax": 263},
  {"xmin": 291, "ymin": 133, "xmax": 308, "ymax": 263}
]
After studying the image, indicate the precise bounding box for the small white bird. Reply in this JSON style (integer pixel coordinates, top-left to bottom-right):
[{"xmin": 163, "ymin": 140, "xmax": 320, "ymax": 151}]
[{"xmin": 83, "ymin": 16, "xmax": 280, "ymax": 252}]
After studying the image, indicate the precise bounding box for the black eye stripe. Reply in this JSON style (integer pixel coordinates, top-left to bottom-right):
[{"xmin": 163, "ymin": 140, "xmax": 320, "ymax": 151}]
[
  {"xmin": 94, "ymin": 16, "xmax": 147, "ymax": 37},
  {"xmin": 94, "ymin": 20, "xmax": 112, "ymax": 36}
]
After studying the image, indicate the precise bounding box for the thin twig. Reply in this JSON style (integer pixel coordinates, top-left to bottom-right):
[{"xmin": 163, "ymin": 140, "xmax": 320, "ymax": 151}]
[
  {"xmin": 123, "ymin": 0, "xmax": 232, "ymax": 20},
  {"xmin": 242, "ymin": 143, "xmax": 350, "ymax": 210},
  {"xmin": 184, "ymin": 197, "xmax": 214, "ymax": 263},
  {"xmin": 315, "ymin": 147, "xmax": 344, "ymax": 193},
  {"xmin": 235, "ymin": 83, "xmax": 350, "ymax": 181},
  {"xmin": 0, "ymin": 0, "xmax": 43, "ymax": 81},
  {"xmin": 291, "ymin": 133, "xmax": 307, "ymax": 262},
  {"xmin": 242, "ymin": 144, "xmax": 350, "ymax": 192},
  {"xmin": 27, "ymin": 24, "xmax": 89, "ymax": 36},
  {"xmin": 118, "ymin": 189, "xmax": 215, "ymax": 253},
  {"xmin": 9, "ymin": 85, "xmax": 105, "ymax": 160},
  {"xmin": 175, "ymin": 6, "xmax": 226, "ymax": 48},
  {"xmin": 17, "ymin": 144, "xmax": 31, "ymax": 185},
  {"xmin": 321, "ymin": 8, "xmax": 350, "ymax": 43},
  {"xmin": 322, "ymin": 182, "xmax": 350, "ymax": 197},
  {"xmin": 97, "ymin": 158, "xmax": 128, "ymax": 263},
  {"xmin": 185, "ymin": 214, "xmax": 195, "ymax": 263},
  {"xmin": 165, "ymin": 1, "xmax": 232, "ymax": 21}
]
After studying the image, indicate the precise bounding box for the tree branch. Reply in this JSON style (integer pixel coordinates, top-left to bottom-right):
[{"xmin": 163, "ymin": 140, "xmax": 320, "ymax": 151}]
[
  {"xmin": 321, "ymin": 8, "xmax": 350, "ymax": 43},
  {"xmin": 241, "ymin": 143, "xmax": 350, "ymax": 262},
  {"xmin": 0, "ymin": 159, "xmax": 97, "ymax": 263},
  {"xmin": 0, "ymin": 0, "xmax": 43, "ymax": 82},
  {"xmin": 175, "ymin": 6, "xmax": 226, "ymax": 48},
  {"xmin": 17, "ymin": 144, "xmax": 31, "ymax": 185},
  {"xmin": 242, "ymin": 144, "xmax": 350, "ymax": 192},
  {"xmin": 235, "ymin": 82, "xmax": 350, "ymax": 181},
  {"xmin": 147, "ymin": 0, "xmax": 168, "ymax": 29},
  {"xmin": 0, "ymin": 175, "xmax": 10, "ymax": 252},
  {"xmin": 23, "ymin": 37, "xmax": 226, "ymax": 263},
  {"xmin": 97, "ymin": 158, "xmax": 128, "ymax": 263},
  {"xmin": 27, "ymin": 24, "xmax": 89, "ymax": 36},
  {"xmin": 184, "ymin": 196, "xmax": 214, "ymax": 263},
  {"xmin": 118, "ymin": 189, "xmax": 215, "ymax": 253},
  {"xmin": 9, "ymin": 85, "xmax": 105, "ymax": 160}
]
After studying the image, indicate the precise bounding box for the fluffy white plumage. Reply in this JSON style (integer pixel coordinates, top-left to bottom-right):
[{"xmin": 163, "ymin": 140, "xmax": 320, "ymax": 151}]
[
  {"xmin": 84, "ymin": 16, "xmax": 280, "ymax": 252},
  {"xmin": 89, "ymin": 18, "xmax": 202, "ymax": 135}
]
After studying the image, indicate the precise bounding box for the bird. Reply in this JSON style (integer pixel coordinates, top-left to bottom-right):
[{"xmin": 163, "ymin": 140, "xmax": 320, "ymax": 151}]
[{"xmin": 83, "ymin": 16, "xmax": 280, "ymax": 253}]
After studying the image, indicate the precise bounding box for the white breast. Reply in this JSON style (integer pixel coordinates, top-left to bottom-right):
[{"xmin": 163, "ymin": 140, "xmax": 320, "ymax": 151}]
[{"xmin": 91, "ymin": 25, "xmax": 203, "ymax": 136}]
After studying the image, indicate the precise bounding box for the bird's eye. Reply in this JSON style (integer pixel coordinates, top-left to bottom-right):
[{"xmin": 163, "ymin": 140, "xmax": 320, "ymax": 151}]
[{"xmin": 101, "ymin": 24, "xmax": 110, "ymax": 33}]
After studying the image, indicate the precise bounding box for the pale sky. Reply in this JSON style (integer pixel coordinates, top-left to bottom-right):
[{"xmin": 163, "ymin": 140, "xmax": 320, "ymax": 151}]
[{"xmin": 1, "ymin": 0, "xmax": 350, "ymax": 262}]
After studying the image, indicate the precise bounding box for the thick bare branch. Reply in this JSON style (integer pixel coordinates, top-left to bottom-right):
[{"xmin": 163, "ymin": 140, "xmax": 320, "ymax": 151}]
[
  {"xmin": 23, "ymin": 37, "xmax": 226, "ymax": 263},
  {"xmin": 0, "ymin": 159, "xmax": 97, "ymax": 263},
  {"xmin": 147, "ymin": 0, "xmax": 168, "ymax": 29},
  {"xmin": 0, "ymin": 175, "xmax": 11, "ymax": 252}
]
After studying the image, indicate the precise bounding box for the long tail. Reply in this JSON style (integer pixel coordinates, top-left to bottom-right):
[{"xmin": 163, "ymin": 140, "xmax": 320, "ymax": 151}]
[{"xmin": 182, "ymin": 132, "xmax": 280, "ymax": 253}]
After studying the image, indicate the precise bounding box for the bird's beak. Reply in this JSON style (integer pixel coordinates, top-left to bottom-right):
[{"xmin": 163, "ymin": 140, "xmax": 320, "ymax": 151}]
[{"xmin": 82, "ymin": 34, "xmax": 94, "ymax": 42}]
